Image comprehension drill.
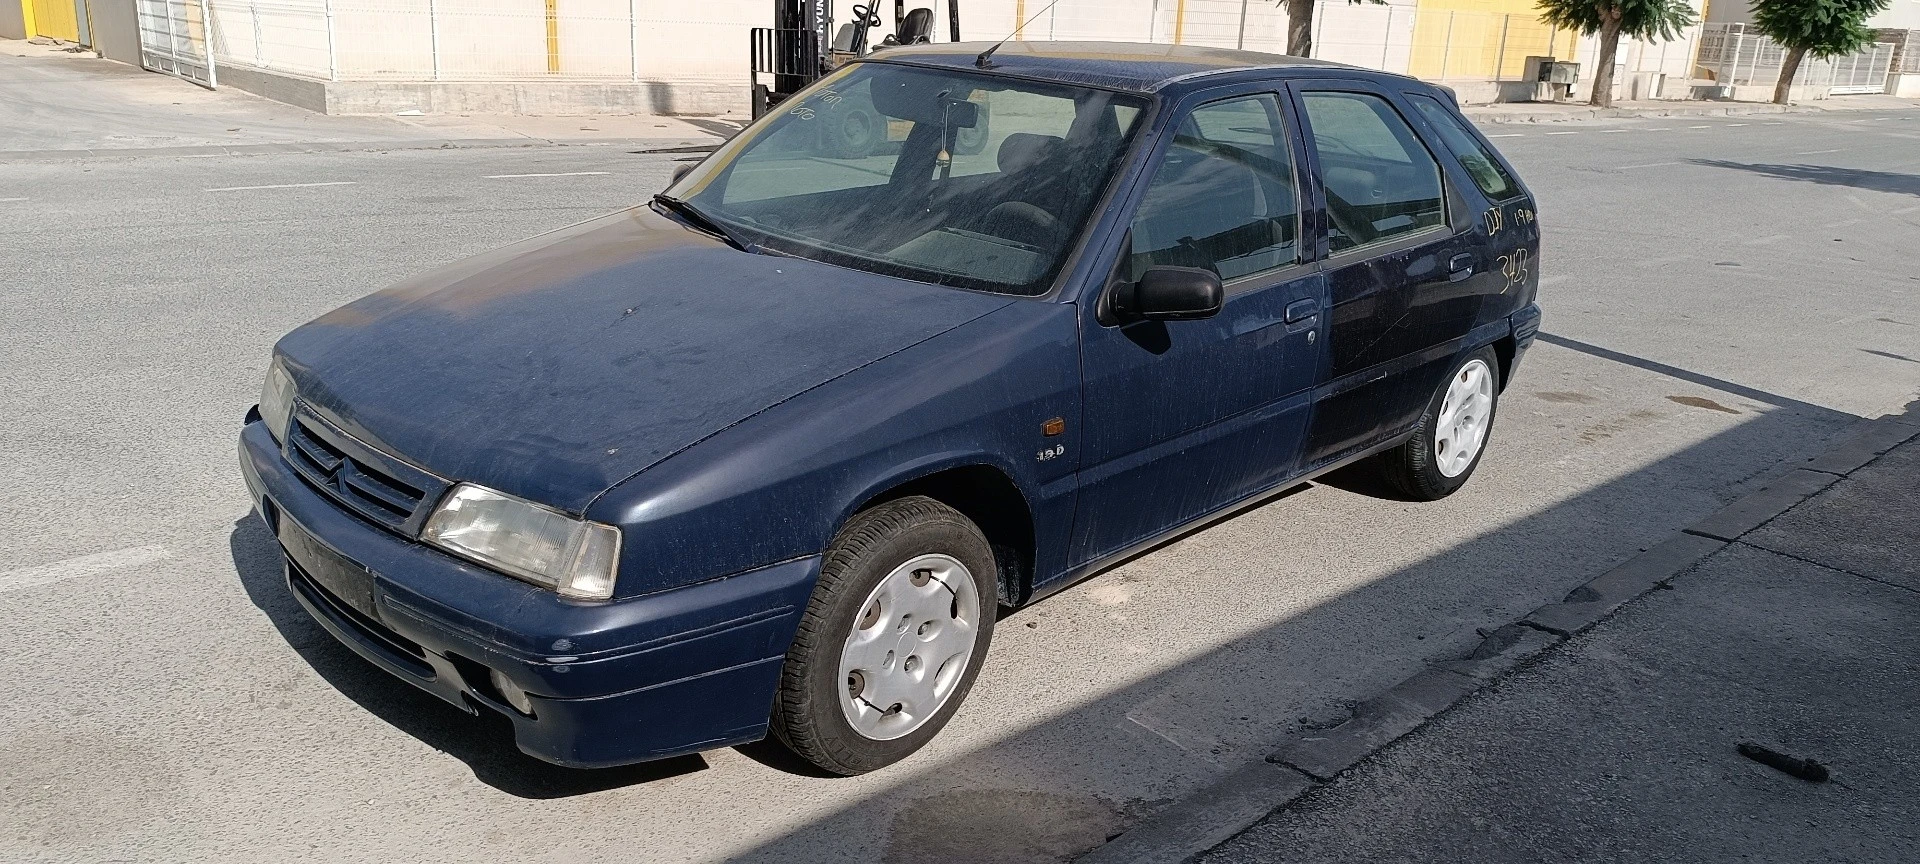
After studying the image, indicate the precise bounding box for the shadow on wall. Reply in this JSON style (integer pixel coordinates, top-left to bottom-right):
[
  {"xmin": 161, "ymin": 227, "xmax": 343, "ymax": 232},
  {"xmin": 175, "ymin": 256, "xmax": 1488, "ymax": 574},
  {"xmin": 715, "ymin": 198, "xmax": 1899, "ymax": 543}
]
[
  {"xmin": 1688, "ymin": 160, "xmax": 1920, "ymax": 197},
  {"xmin": 229, "ymin": 336, "xmax": 1885, "ymax": 854}
]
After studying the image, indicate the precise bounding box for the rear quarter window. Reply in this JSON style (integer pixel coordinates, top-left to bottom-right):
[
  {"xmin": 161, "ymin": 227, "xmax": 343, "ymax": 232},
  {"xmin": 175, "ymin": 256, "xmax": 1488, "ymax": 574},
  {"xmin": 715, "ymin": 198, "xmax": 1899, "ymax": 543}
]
[{"xmin": 1405, "ymin": 93, "xmax": 1522, "ymax": 202}]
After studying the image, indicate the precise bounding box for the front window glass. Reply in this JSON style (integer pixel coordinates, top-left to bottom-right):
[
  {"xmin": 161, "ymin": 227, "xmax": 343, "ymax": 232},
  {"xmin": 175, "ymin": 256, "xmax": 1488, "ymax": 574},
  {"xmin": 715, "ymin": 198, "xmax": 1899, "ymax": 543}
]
[
  {"xmin": 1129, "ymin": 93, "xmax": 1300, "ymax": 282},
  {"xmin": 1300, "ymin": 91, "xmax": 1446, "ymax": 254},
  {"xmin": 668, "ymin": 63, "xmax": 1149, "ymax": 296}
]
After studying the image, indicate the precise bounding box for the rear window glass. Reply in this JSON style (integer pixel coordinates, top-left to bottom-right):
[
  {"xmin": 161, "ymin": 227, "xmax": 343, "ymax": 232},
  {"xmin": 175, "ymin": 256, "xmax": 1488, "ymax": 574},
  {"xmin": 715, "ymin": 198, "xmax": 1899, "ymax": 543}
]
[{"xmin": 1406, "ymin": 93, "xmax": 1521, "ymax": 202}]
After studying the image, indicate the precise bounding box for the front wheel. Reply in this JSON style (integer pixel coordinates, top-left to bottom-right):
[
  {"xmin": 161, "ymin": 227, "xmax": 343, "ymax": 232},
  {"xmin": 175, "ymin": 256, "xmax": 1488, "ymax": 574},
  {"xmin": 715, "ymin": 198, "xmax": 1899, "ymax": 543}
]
[
  {"xmin": 1379, "ymin": 347, "xmax": 1501, "ymax": 501},
  {"xmin": 769, "ymin": 496, "xmax": 998, "ymax": 775}
]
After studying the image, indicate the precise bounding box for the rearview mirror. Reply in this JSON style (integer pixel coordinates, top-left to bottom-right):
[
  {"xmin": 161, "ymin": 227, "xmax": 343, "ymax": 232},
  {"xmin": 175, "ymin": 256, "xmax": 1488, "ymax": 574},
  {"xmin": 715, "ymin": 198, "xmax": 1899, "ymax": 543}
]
[
  {"xmin": 669, "ymin": 163, "xmax": 694, "ymax": 187},
  {"xmin": 1113, "ymin": 266, "xmax": 1224, "ymax": 321}
]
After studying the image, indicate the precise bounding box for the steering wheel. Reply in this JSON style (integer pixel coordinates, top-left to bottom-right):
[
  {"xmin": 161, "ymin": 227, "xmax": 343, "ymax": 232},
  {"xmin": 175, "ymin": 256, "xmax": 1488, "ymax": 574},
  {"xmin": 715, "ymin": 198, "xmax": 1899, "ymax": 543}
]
[
  {"xmin": 978, "ymin": 202, "xmax": 1061, "ymax": 250},
  {"xmin": 851, "ymin": 4, "xmax": 881, "ymax": 27}
]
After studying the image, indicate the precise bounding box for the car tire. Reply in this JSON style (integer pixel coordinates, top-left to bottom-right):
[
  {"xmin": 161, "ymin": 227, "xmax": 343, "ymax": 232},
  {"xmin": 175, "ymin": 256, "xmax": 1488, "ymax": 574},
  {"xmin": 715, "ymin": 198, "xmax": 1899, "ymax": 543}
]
[
  {"xmin": 1379, "ymin": 346, "xmax": 1501, "ymax": 501},
  {"xmin": 769, "ymin": 496, "xmax": 998, "ymax": 775}
]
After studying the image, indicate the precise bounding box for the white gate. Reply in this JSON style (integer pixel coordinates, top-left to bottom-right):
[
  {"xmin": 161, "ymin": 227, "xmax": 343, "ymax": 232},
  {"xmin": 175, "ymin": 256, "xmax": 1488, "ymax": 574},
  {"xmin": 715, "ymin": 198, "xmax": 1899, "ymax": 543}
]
[
  {"xmin": 137, "ymin": 0, "xmax": 218, "ymax": 89},
  {"xmin": 1819, "ymin": 42, "xmax": 1895, "ymax": 94}
]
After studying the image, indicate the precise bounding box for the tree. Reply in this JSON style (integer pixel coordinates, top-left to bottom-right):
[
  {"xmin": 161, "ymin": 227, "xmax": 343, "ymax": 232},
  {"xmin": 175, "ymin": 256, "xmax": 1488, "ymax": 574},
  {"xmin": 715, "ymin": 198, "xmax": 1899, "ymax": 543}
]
[
  {"xmin": 1751, "ymin": 0, "xmax": 1891, "ymax": 104},
  {"xmin": 1281, "ymin": 0, "xmax": 1385, "ymax": 58},
  {"xmin": 1535, "ymin": 0, "xmax": 1696, "ymax": 108}
]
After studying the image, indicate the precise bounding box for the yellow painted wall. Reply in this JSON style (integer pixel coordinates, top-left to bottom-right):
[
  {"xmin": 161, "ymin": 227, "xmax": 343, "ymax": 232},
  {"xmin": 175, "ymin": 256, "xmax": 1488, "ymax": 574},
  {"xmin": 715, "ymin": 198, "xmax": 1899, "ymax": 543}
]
[
  {"xmin": 26, "ymin": 0, "xmax": 80, "ymax": 41},
  {"xmin": 1407, "ymin": 0, "xmax": 1575, "ymax": 79}
]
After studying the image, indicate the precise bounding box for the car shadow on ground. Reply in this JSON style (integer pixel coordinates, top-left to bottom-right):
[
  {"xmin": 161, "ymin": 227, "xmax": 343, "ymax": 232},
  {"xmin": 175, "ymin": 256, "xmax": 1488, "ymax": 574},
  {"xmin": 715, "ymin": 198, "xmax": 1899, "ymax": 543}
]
[
  {"xmin": 228, "ymin": 516, "xmax": 708, "ymax": 798},
  {"xmin": 1687, "ymin": 160, "xmax": 1920, "ymax": 197},
  {"xmin": 705, "ymin": 340, "xmax": 1890, "ymax": 863}
]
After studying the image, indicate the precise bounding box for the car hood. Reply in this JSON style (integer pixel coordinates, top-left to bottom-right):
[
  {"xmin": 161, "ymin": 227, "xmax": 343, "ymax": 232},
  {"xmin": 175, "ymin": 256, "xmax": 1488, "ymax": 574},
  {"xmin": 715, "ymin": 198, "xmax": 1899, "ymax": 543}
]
[{"xmin": 276, "ymin": 205, "xmax": 1013, "ymax": 514}]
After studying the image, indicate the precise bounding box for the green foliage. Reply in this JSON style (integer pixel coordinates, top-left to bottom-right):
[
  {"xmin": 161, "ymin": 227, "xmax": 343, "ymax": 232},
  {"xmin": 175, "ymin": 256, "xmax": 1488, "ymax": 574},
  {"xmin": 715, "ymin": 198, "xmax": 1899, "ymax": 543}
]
[
  {"xmin": 1751, "ymin": 0, "xmax": 1892, "ymax": 58},
  {"xmin": 1534, "ymin": 0, "xmax": 1696, "ymax": 39}
]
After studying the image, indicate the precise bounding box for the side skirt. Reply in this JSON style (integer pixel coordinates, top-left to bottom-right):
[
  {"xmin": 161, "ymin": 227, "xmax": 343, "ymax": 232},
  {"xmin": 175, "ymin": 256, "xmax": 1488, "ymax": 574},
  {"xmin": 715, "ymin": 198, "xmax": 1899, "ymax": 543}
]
[{"xmin": 1020, "ymin": 430, "xmax": 1415, "ymax": 607}]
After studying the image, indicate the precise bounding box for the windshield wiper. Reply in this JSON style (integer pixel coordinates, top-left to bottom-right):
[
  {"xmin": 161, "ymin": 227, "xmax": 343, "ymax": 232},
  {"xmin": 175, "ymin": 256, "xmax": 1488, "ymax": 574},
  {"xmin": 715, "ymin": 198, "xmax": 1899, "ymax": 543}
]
[{"xmin": 652, "ymin": 193, "xmax": 754, "ymax": 253}]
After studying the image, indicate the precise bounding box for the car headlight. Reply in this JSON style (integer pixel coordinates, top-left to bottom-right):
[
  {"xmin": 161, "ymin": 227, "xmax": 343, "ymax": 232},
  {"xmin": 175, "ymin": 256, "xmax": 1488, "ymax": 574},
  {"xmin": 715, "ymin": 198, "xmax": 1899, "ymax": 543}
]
[
  {"xmin": 422, "ymin": 483, "xmax": 622, "ymax": 600},
  {"xmin": 260, "ymin": 359, "xmax": 297, "ymax": 443}
]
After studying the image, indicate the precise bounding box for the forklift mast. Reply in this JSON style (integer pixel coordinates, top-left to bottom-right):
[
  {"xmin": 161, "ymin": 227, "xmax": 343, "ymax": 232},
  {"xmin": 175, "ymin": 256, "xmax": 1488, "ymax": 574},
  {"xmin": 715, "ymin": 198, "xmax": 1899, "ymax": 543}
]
[{"xmin": 750, "ymin": 1, "xmax": 961, "ymax": 119}]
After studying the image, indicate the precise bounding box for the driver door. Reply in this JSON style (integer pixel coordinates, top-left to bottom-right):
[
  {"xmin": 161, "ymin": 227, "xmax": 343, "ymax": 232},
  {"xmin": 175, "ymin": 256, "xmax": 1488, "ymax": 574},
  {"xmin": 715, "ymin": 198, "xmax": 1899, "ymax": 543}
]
[{"xmin": 1070, "ymin": 88, "xmax": 1328, "ymax": 566}]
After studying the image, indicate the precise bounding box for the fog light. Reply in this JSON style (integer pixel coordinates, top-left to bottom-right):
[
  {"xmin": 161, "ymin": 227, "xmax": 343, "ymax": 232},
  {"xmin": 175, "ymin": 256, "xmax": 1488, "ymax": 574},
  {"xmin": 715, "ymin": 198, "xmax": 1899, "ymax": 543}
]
[{"xmin": 490, "ymin": 669, "xmax": 535, "ymax": 716}]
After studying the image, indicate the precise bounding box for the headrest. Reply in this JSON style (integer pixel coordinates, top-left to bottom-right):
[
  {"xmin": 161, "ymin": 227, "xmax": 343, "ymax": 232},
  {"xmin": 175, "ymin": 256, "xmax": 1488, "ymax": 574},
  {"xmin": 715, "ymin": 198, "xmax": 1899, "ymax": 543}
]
[{"xmin": 997, "ymin": 133, "xmax": 1065, "ymax": 174}]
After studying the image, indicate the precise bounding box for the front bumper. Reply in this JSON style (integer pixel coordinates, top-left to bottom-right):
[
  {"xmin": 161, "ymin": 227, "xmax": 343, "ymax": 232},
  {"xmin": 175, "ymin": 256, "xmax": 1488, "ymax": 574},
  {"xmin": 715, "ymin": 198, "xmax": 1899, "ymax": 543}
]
[{"xmin": 239, "ymin": 420, "xmax": 817, "ymax": 767}]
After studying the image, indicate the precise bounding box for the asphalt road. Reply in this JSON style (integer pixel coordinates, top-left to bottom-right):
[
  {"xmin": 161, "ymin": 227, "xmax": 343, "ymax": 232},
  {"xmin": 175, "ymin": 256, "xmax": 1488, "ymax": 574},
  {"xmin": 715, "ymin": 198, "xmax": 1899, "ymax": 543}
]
[{"xmin": 2, "ymin": 88, "xmax": 1917, "ymax": 863}]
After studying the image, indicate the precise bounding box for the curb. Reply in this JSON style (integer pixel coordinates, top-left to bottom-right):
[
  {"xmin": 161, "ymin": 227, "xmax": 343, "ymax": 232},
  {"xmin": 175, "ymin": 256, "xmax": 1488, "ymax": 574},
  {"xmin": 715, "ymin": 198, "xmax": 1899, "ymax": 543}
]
[
  {"xmin": 0, "ymin": 136, "xmax": 721, "ymax": 163},
  {"xmin": 1072, "ymin": 408, "xmax": 1913, "ymax": 864}
]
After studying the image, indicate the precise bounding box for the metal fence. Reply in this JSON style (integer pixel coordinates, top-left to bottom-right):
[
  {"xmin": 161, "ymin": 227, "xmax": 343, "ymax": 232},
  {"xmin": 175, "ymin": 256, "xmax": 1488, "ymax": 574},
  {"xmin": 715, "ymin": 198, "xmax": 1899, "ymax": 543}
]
[
  {"xmin": 190, "ymin": 0, "xmax": 1896, "ymax": 103},
  {"xmin": 1880, "ymin": 28, "xmax": 1920, "ymax": 75},
  {"xmin": 1696, "ymin": 23, "xmax": 1896, "ymax": 95}
]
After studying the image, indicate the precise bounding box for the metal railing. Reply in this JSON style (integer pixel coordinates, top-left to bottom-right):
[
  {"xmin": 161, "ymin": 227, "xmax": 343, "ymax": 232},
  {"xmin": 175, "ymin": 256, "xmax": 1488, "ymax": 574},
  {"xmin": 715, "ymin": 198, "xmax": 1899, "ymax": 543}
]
[{"xmin": 1697, "ymin": 23, "xmax": 1896, "ymax": 95}]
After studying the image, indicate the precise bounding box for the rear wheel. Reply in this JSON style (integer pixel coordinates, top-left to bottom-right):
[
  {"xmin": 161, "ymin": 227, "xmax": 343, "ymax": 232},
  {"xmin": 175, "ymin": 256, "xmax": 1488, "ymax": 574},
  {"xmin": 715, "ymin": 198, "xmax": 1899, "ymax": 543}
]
[
  {"xmin": 1379, "ymin": 347, "xmax": 1500, "ymax": 501},
  {"xmin": 770, "ymin": 496, "xmax": 997, "ymax": 775}
]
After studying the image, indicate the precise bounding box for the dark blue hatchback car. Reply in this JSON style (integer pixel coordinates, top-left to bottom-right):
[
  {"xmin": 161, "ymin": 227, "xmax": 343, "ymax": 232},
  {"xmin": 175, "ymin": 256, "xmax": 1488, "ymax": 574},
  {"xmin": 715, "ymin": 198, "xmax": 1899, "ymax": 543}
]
[{"xmin": 240, "ymin": 41, "xmax": 1541, "ymax": 775}]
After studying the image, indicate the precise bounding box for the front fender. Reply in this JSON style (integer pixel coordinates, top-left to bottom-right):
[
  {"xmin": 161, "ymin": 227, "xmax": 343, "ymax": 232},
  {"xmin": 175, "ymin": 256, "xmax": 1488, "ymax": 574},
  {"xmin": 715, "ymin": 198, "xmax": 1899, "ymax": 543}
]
[{"xmin": 587, "ymin": 301, "xmax": 1082, "ymax": 598}]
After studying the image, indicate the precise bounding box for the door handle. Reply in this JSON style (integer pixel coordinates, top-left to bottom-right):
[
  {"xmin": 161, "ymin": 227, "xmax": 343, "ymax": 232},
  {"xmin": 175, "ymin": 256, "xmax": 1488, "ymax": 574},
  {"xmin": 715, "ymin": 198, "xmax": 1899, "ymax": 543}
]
[
  {"xmin": 1447, "ymin": 253, "xmax": 1475, "ymax": 282},
  {"xmin": 1284, "ymin": 298, "xmax": 1319, "ymax": 324}
]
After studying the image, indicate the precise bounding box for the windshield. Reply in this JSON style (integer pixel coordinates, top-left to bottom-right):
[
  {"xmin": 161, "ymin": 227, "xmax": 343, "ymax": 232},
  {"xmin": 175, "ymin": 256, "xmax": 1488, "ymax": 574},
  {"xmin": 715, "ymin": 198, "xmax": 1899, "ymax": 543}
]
[{"xmin": 665, "ymin": 62, "xmax": 1149, "ymax": 296}]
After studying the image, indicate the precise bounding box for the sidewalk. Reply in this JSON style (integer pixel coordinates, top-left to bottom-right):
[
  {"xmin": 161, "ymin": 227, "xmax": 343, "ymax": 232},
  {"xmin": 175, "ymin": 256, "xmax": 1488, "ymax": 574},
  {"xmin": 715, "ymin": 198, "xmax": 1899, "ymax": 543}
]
[
  {"xmin": 1194, "ymin": 416, "xmax": 1920, "ymax": 862},
  {"xmin": 0, "ymin": 40, "xmax": 739, "ymax": 158},
  {"xmin": 1080, "ymin": 407, "xmax": 1920, "ymax": 863},
  {"xmin": 1463, "ymin": 93, "xmax": 1920, "ymax": 123}
]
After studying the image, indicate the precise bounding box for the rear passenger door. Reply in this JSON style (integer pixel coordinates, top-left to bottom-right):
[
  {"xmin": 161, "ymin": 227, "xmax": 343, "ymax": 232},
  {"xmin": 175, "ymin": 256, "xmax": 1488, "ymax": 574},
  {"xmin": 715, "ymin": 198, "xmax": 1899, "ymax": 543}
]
[{"xmin": 1287, "ymin": 80, "xmax": 1483, "ymax": 467}]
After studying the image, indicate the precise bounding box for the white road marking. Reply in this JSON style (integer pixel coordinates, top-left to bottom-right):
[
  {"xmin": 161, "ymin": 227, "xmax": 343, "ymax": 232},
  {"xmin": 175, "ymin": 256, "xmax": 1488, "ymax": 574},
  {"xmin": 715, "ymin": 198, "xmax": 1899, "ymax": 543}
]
[
  {"xmin": 1487, "ymin": 133, "xmax": 1525, "ymax": 138},
  {"xmin": 1742, "ymin": 233, "xmax": 1791, "ymax": 246},
  {"xmin": 1796, "ymin": 149, "xmax": 1842, "ymax": 155},
  {"xmin": 1823, "ymin": 218, "xmax": 1863, "ymax": 228},
  {"xmin": 1764, "ymin": 122, "xmax": 1785, "ymax": 125},
  {"xmin": 1727, "ymin": 123, "xmax": 1749, "ymax": 127},
  {"xmin": 1894, "ymin": 204, "xmax": 1920, "ymax": 215},
  {"xmin": 1619, "ymin": 161, "xmax": 1680, "ymax": 169},
  {"xmin": 206, "ymin": 181, "xmax": 357, "ymax": 192},
  {"xmin": 1689, "ymin": 125, "xmax": 1712, "ymax": 129},
  {"xmin": 1643, "ymin": 127, "xmax": 1670, "ymax": 132},
  {"xmin": 1602, "ymin": 129, "xmax": 1629, "ymax": 133},
  {"xmin": 482, "ymin": 171, "xmax": 614, "ymax": 179},
  {"xmin": 1545, "ymin": 131, "xmax": 1580, "ymax": 136},
  {"xmin": 0, "ymin": 197, "xmax": 27, "ymax": 202},
  {"xmin": 0, "ymin": 545, "xmax": 173, "ymax": 594}
]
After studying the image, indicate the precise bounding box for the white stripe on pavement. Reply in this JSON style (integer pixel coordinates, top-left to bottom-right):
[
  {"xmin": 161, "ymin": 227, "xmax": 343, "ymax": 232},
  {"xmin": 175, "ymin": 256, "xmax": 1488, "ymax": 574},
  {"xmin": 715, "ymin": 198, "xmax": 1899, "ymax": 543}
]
[
  {"xmin": 1797, "ymin": 149, "xmax": 1842, "ymax": 155},
  {"xmin": 206, "ymin": 181, "xmax": 357, "ymax": 192},
  {"xmin": 1545, "ymin": 131, "xmax": 1579, "ymax": 135},
  {"xmin": 1486, "ymin": 133, "xmax": 1525, "ymax": 138},
  {"xmin": 0, "ymin": 197, "xmax": 27, "ymax": 202},
  {"xmin": 483, "ymin": 171, "xmax": 614, "ymax": 179},
  {"xmin": 1727, "ymin": 123, "xmax": 1749, "ymax": 127},
  {"xmin": 1689, "ymin": 125, "xmax": 1712, "ymax": 129},
  {"xmin": 0, "ymin": 545, "xmax": 173, "ymax": 594},
  {"xmin": 1619, "ymin": 161, "xmax": 1680, "ymax": 169}
]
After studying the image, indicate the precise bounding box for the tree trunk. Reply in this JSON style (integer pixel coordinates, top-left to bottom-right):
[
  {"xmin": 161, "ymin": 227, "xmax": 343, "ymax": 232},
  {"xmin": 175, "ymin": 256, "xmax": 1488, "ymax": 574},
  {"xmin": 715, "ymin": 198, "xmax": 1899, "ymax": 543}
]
[
  {"xmin": 1285, "ymin": 0, "xmax": 1315, "ymax": 57},
  {"xmin": 1774, "ymin": 46, "xmax": 1808, "ymax": 104},
  {"xmin": 1588, "ymin": 16, "xmax": 1623, "ymax": 108}
]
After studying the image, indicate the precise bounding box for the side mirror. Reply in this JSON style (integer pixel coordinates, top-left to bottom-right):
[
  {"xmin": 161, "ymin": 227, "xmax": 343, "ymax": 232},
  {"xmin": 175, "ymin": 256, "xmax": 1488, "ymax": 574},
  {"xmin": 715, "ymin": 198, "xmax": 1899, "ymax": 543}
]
[
  {"xmin": 1113, "ymin": 266, "xmax": 1224, "ymax": 321},
  {"xmin": 669, "ymin": 163, "xmax": 694, "ymax": 188}
]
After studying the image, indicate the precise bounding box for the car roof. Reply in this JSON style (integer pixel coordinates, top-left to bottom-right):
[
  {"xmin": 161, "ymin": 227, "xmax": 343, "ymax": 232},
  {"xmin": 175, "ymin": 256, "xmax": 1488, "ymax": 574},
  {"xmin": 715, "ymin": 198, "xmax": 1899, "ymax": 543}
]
[{"xmin": 865, "ymin": 40, "xmax": 1386, "ymax": 94}]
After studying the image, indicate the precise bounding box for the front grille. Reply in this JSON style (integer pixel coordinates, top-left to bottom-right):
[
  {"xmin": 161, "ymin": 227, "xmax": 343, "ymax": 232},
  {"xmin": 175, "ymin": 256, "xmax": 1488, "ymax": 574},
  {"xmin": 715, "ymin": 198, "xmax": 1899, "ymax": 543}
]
[
  {"xmin": 285, "ymin": 414, "xmax": 433, "ymax": 532},
  {"xmin": 288, "ymin": 557, "xmax": 433, "ymax": 674}
]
